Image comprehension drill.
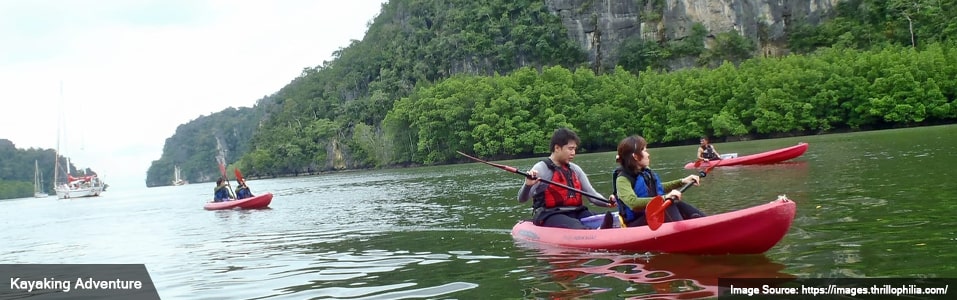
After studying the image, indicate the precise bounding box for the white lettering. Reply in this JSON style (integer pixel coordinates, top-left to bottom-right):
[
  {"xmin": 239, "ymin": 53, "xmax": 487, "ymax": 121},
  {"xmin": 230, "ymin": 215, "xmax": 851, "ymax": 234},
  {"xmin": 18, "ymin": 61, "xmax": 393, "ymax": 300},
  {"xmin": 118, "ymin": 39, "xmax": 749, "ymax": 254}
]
[
  {"xmin": 8, "ymin": 277, "xmax": 71, "ymax": 292},
  {"xmin": 74, "ymin": 278, "xmax": 143, "ymax": 290},
  {"xmin": 729, "ymin": 284, "xmax": 759, "ymax": 296},
  {"xmin": 924, "ymin": 285, "xmax": 948, "ymax": 295},
  {"xmin": 762, "ymin": 285, "xmax": 797, "ymax": 294}
]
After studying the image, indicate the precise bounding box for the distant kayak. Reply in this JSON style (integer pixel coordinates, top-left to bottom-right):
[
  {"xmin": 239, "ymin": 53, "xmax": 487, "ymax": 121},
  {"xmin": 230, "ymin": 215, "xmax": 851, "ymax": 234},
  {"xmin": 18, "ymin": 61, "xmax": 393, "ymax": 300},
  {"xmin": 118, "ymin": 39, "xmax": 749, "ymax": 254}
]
[
  {"xmin": 684, "ymin": 143, "xmax": 808, "ymax": 169},
  {"xmin": 511, "ymin": 197, "xmax": 796, "ymax": 255},
  {"xmin": 204, "ymin": 193, "xmax": 273, "ymax": 210}
]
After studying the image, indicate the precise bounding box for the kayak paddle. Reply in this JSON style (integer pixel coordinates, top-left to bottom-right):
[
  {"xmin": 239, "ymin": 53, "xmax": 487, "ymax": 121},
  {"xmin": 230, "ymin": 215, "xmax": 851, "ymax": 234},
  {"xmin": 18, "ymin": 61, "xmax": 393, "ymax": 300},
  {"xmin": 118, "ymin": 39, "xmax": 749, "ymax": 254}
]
[
  {"xmin": 646, "ymin": 160, "xmax": 722, "ymax": 230},
  {"xmin": 216, "ymin": 156, "xmax": 236, "ymax": 199},
  {"xmin": 456, "ymin": 151, "xmax": 610, "ymax": 204},
  {"xmin": 234, "ymin": 168, "xmax": 246, "ymax": 187}
]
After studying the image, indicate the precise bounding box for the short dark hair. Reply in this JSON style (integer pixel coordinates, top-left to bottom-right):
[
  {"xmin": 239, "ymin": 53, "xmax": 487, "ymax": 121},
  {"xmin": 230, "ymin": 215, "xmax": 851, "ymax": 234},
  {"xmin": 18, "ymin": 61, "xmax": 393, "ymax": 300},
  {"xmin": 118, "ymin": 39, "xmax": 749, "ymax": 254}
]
[{"xmin": 550, "ymin": 127, "xmax": 580, "ymax": 152}]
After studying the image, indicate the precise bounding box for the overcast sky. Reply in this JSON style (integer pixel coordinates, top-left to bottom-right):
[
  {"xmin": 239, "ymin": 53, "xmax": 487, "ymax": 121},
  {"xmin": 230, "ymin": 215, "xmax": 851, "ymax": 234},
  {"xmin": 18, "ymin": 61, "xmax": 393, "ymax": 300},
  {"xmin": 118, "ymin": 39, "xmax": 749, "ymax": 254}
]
[{"xmin": 1, "ymin": 0, "xmax": 387, "ymax": 189}]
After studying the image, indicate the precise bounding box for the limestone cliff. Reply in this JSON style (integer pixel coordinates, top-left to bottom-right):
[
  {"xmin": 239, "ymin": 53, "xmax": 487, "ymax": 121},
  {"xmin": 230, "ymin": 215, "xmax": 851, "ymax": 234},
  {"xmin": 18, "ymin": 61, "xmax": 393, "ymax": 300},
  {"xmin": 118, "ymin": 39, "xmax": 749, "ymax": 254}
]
[{"xmin": 545, "ymin": 0, "xmax": 839, "ymax": 70}]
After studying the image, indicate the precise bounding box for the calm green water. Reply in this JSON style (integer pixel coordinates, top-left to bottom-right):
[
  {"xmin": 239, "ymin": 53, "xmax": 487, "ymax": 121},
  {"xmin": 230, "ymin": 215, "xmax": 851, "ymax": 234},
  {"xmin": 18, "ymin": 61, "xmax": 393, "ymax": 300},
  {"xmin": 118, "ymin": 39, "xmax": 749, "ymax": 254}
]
[{"xmin": 1, "ymin": 125, "xmax": 955, "ymax": 299}]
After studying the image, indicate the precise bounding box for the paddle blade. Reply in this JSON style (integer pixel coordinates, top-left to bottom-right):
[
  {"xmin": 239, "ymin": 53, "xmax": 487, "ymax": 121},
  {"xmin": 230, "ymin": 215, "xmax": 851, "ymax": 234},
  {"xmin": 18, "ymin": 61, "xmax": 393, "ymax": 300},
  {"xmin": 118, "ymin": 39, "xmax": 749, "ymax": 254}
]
[
  {"xmin": 234, "ymin": 168, "xmax": 245, "ymax": 184},
  {"xmin": 703, "ymin": 159, "xmax": 722, "ymax": 175},
  {"xmin": 218, "ymin": 163, "xmax": 227, "ymax": 178},
  {"xmin": 693, "ymin": 159, "xmax": 704, "ymax": 168},
  {"xmin": 646, "ymin": 196, "xmax": 669, "ymax": 230},
  {"xmin": 216, "ymin": 156, "xmax": 228, "ymax": 178}
]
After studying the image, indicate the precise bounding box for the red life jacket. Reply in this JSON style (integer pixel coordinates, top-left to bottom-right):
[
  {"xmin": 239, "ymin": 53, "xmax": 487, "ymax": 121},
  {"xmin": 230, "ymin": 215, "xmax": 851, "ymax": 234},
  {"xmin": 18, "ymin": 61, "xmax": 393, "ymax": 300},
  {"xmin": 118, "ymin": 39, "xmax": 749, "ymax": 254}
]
[{"xmin": 533, "ymin": 158, "xmax": 583, "ymax": 208}]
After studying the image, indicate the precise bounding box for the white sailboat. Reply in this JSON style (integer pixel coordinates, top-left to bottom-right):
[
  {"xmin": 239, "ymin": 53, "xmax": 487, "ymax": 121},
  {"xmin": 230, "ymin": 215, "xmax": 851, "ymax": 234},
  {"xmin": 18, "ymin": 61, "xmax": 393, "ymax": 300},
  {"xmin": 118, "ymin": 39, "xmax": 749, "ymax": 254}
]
[
  {"xmin": 54, "ymin": 156, "xmax": 105, "ymax": 199},
  {"xmin": 34, "ymin": 160, "xmax": 49, "ymax": 198},
  {"xmin": 52, "ymin": 82, "xmax": 105, "ymax": 199},
  {"xmin": 172, "ymin": 165, "xmax": 188, "ymax": 186}
]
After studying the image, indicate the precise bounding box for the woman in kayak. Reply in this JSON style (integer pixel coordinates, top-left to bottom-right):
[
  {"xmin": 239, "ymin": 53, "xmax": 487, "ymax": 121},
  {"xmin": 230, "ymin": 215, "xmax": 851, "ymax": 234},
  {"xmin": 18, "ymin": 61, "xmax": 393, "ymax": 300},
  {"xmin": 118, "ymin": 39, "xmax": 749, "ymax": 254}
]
[
  {"xmin": 613, "ymin": 135, "xmax": 706, "ymax": 227},
  {"xmin": 213, "ymin": 177, "xmax": 234, "ymax": 202},
  {"xmin": 697, "ymin": 137, "xmax": 722, "ymax": 162},
  {"xmin": 518, "ymin": 128, "xmax": 616, "ymax": 229},
  {"xmin": 235, "ymin": 180, "xmax": 254, "ymax": 199}
]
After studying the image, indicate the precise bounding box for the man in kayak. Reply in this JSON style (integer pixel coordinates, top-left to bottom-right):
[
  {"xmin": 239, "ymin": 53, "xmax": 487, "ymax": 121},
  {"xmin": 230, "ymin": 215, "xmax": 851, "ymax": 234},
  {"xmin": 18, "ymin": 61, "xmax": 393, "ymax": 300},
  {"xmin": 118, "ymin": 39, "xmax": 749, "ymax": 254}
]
[
  {"xmin": 213, "ymin": 177, "xmax": 234, "ymax": 202},
  {"xmin": 697, "ymin": 137, "xmax": 722, "ymax": 161},
  {"xmin": 517, "ymin": 128, "xmax": 616, "ymax": 229},
  {"xmin": 614, "ymin": 135, "xmax": 705, "ymax": 227}
]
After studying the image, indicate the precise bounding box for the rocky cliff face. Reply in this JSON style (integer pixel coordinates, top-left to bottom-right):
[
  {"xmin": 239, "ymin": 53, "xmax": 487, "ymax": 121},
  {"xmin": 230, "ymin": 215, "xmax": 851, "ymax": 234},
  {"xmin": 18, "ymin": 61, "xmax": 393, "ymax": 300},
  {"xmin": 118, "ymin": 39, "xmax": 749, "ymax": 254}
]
[
  {"xmin": 545, "ymin": 0, "xmax": 839, "ymax": 69},
  {"xmin": 546, "ymin": 0, "xmax": 642, "ymax": 72}
]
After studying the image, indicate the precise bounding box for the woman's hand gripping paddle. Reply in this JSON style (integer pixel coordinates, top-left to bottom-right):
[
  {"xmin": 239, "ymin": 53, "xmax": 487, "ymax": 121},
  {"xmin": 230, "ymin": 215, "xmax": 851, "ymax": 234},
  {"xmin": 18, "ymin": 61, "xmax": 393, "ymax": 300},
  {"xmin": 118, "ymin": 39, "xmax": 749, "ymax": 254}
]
[
  {"xmin": 646, "ymin": 160, "xmax": 722, "ymax": 230},
  {"xmin": 456, "ymin": 151, "xmax": 611, "ymax": 205}
]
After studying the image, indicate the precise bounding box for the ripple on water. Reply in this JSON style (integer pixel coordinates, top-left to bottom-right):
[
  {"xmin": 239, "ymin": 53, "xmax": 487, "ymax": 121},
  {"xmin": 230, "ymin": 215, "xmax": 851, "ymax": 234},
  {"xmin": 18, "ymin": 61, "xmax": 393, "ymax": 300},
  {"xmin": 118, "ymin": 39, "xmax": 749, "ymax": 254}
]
[
  {"xmin": 510, "ymin": 244, "xmax": 794, "ymax": 299},
  {"xmin": 150, "ymin": 222, "xmax": 508, "ymax": 299}
]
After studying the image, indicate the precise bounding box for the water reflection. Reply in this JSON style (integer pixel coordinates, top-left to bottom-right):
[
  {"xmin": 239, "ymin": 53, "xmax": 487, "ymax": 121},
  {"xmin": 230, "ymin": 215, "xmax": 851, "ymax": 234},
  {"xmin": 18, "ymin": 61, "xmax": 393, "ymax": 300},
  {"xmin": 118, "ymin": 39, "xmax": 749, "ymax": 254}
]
[{"xmin": 515, "ymin": 243, "xmax": 794, "ymax": 299}]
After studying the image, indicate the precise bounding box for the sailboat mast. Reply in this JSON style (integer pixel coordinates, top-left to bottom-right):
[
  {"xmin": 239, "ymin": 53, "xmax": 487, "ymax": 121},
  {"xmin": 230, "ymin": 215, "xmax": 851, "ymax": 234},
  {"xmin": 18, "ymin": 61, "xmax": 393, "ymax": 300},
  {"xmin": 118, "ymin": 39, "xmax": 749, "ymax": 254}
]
[
  {"xmin": 35, "ymin": 160, "xmax": 40, "ymax": 193},
  {"xmin": 54, "ymin": 82, "xmax": 63, "ymax": 189}
]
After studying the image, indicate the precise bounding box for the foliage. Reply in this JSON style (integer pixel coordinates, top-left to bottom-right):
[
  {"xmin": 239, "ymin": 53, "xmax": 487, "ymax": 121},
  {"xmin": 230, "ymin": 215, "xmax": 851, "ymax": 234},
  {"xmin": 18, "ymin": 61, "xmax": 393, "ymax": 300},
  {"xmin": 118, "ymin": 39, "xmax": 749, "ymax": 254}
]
[
  {"xmin": 142, "ymin": 0, "xmax": 957, "ymax": 182},
  {"xmin": 219, "ymin": 0, "xmax": 586, "ymax": 175},
  {"xmin": 789, "ymin": 0, "xmax": 957, "ymax": 52},
  {"xmin": 617, "ymin": 37, "xmax": 668, "ymax": 73},
  {"xmin": 666, "ymin": 23, "xmax": 708, "ymax": 58},
  {"xmin": 383, "ymin": 43, "xmax": 957, "ymax": 164},
  {"xmin": 698, "ymin": 30, "xmax": 756, "ymax": 67},
  {"xmin": 0, "ymin": 139, "xmax": 88, "ymax": 199},
  {"xmin": 143, "ymin": 107, "xmax": 261, "ymax": 187}
]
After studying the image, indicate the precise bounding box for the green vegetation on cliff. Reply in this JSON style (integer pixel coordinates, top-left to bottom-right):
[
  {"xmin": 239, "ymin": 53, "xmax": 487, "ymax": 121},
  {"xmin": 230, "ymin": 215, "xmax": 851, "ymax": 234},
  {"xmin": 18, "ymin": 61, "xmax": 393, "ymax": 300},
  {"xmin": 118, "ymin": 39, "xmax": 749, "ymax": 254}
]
[
  {"xmin": 385, "ymin": 44, "xmax": 956, "ymax": 164},
  {"xmin": 145, "ymin": 0, "xmax": 957, "ymax": 185},
  {"xmin": 143, "ymin": 107, "xmax": 260, "ymax": 187}
]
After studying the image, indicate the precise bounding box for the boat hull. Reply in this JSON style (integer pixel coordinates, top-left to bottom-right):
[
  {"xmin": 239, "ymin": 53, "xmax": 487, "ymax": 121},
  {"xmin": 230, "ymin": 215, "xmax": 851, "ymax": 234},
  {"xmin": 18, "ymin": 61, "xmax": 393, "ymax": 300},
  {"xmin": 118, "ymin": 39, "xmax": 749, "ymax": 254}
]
[
  {"xmin": 55, "ymin": 186, "xmax": 103, "ymax": 199},
  {"xmin": 511, "ymin": 198, "xmax": 796, "ymax": 255},
  {"xmin": 684, "ymin": 143, "xmax": 808, "ymax": 169},
  {"xmin": 204, "ymin": 193, "xmax": 273, "ymax": 210}
]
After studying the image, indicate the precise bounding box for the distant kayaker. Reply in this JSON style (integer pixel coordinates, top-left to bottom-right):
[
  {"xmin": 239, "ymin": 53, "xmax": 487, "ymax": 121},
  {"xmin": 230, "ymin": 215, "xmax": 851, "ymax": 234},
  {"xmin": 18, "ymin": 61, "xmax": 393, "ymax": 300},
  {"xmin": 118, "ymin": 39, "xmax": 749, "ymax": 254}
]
[
  {"xmin": 517, "ymin": 128, "xmax": 617, "ymax": 229},
  {"xmin": 213, "ymin": 177, "xmax": 234, "ymax": 202},
  {"xmin": 614, "ymin": 135, "xmax": 706, "ymax": 227},
  {"xmin": 235, "ymin": 180, "xmax": 254, "ymax": 199},
  {"xmin": 698, "ymin": 137, "xmax": 722, "ymax": 162}
]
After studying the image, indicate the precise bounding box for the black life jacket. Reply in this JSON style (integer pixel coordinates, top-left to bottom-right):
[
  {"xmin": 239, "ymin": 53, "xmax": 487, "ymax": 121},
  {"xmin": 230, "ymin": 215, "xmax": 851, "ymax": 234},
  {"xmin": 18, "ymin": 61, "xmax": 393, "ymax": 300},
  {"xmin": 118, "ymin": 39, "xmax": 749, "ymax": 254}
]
[{"xmin": 701, "ymin": 144, "xmax": 719, "ymax": 160}]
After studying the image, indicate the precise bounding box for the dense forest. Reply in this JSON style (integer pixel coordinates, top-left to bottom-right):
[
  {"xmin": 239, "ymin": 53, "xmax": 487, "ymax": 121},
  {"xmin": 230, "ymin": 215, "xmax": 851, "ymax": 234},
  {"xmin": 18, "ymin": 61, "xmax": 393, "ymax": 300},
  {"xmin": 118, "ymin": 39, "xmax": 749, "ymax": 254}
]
[
  {"xmin": 0, "ymin": 139, "xmax": 97, "ymax": 199},
  {"xmin": 128, "ymin": 0, "xmax": 953, "ymax": 185},
  {"xmin": 383, "ymin": 44, "xmax": 955, "ymax": 165}
]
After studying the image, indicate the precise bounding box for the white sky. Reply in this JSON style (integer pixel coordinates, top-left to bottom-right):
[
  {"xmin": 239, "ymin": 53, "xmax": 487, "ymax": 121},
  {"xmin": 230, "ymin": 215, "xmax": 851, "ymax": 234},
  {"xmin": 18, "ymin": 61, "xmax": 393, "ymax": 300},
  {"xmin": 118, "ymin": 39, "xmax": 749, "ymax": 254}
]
[{"xmin": 1, "ymin": 0, "xmax": 386, "ymax": 189}]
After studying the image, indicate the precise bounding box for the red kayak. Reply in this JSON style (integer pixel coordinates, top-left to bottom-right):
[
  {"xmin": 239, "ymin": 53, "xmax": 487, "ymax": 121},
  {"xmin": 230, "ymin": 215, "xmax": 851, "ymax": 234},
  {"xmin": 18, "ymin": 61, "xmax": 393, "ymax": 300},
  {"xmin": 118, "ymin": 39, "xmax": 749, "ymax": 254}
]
[
  {"xmin": 511, "ymin": 197, "xmax": 796, "ymax": 255},
  {"xmin": 684, "ymin": 142, "xmax": 808, "ymax": 169},
  {"xmin": 204, "ymin": 193, "xmax": 273, "ymax": 210}
]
